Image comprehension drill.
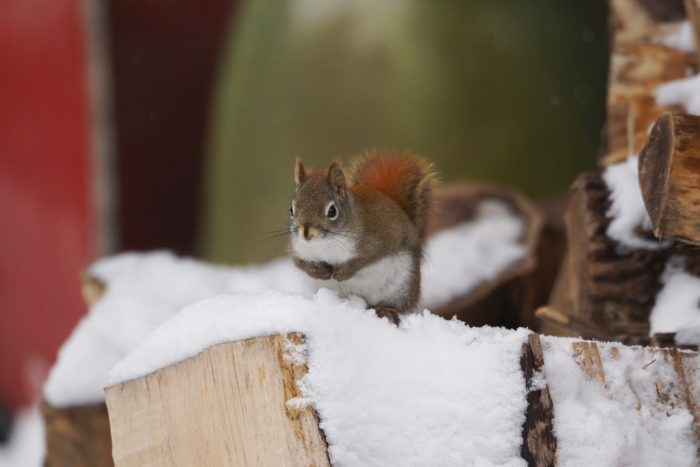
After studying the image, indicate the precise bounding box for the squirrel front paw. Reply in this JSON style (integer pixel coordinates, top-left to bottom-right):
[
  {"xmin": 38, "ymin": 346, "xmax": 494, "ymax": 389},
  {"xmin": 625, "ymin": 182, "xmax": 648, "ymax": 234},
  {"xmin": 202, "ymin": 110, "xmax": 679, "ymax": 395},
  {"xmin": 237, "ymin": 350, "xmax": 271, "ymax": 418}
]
[
  {"xmin": 331, "ymin": 265, "xmax": 355, "ymax": 282},
  {"xmin": 305, "ymin": 261, "xmax": 333, "ymax": 280}
]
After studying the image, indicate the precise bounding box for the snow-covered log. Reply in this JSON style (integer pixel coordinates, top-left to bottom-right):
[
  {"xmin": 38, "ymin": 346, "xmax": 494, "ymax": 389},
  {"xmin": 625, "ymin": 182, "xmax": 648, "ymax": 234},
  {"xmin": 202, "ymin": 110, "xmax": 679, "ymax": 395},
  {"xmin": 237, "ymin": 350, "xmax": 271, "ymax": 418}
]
[
  {"xmin": 543, "ymin": 167, "xmax": 672, "ymax": 343},
  {"xmin": 101, "ymin": 292, "xmax": 700, "ymax": 466},
  {"xmin": 639, "ymin": 112, "xmax": 700, "ymax": 245},
  {"xmin": 42, "ymin": 182, "xmax": 548, "ymax": 466},
  {"xmin": 428, "ymin": 184, "xmax": 546, "ymax": 329}
]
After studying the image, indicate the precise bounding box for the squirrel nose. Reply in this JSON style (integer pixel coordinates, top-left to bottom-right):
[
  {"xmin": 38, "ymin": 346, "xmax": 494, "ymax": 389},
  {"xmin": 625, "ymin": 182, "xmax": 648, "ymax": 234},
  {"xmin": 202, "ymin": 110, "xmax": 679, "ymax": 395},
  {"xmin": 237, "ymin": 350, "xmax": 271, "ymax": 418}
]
[{"xmin": 300, "ymin": 225, "xmax": 317, "ymax": 241}]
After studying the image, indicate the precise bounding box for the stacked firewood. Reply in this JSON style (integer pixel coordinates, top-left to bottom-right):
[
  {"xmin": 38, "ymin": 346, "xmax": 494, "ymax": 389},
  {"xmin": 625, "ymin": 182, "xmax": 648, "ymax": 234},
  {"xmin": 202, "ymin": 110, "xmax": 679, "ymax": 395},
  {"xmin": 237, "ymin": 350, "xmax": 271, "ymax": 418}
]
[{"xmin": 539, "ymin": 0, "xmax": 700, "ymax": 347}]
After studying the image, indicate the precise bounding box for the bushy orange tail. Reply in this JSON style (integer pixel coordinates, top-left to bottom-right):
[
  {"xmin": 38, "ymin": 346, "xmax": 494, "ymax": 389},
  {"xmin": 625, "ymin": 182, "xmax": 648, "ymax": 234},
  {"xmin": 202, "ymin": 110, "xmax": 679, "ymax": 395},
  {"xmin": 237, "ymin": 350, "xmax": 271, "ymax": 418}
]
[{"xmin": 349, "ymin": 151, "xmax": 436, "ymax": 240}]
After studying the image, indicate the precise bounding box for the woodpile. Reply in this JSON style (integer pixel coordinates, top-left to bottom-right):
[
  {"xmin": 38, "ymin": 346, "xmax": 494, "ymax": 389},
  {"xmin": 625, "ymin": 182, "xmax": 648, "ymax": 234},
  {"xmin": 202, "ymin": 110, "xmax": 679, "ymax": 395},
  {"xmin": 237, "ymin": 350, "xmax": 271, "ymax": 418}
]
[
  {"xmin": 44, "ymin": 1, "xmax": 700, "ymax": 465},
  {"xmin": 540, "ymin": 0, "xmax": 700, "ymax": 346},
  {"xmin": 604, "ymin": 0, "xmax": 694, "ymax": 166},
  {"xmin": 104, "ymin": 332, "xmax": 700, "ymax": 466}
]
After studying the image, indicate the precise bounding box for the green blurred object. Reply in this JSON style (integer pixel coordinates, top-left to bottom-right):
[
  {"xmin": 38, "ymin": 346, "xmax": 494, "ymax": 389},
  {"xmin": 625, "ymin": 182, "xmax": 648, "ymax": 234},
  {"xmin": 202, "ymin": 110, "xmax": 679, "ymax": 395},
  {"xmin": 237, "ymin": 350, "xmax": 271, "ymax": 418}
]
[{"xmin": 202, "ymin": 0, "xmax": 607, "ymax": 264}]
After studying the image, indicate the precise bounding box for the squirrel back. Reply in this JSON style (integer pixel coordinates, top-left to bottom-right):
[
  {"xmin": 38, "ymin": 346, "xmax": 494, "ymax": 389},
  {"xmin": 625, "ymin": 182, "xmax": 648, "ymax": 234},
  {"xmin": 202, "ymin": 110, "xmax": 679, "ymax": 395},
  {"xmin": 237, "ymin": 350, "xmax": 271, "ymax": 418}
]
[{"xmin": 349, "ymin": 151, "xmax": 436, "ymax": 240}]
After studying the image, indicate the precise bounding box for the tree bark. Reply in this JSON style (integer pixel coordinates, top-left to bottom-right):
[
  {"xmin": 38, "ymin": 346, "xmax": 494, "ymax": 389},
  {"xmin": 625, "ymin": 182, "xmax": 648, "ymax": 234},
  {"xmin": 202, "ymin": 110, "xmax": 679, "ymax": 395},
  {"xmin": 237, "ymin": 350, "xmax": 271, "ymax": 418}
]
[
  {"xmin": 42, "ymin": 402, "xmax": 113, "ymax": 467},
  {"xmin": 548, "ymin": 172, "xmax": 672, "ymax": 343},
  {"xmin": 520, "ymin": 334, "xmax": 557, "ymax": 467}
]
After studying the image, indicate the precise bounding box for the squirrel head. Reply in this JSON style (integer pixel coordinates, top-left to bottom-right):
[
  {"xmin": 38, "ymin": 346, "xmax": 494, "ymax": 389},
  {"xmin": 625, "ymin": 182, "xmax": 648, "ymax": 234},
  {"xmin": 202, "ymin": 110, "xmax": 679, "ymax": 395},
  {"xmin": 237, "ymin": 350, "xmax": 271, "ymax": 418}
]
[{"xmin": 290, "ymin": 158, "xmax": 354, "ymax": 242}]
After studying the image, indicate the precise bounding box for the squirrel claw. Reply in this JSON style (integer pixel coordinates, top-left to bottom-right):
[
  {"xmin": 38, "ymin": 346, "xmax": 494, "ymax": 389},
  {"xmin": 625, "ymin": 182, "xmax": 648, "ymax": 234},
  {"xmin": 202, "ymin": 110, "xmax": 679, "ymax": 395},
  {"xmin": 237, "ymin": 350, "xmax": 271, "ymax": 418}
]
[
  {"xmin": 331, "ymin": 265, "xmax": 354, "ymax": 282},
  {"xmin": 375, "ymin": 307, "xmax": 400, "ymax": 326}
]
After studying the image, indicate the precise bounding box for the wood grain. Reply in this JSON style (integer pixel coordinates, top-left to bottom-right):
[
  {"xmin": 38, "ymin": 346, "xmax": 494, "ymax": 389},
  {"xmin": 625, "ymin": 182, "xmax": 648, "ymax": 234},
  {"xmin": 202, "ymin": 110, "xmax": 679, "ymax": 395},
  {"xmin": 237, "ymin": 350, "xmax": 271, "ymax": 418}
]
[{"xmin": 105, "ymin": 333, "xmax": 329, "ymax": 467}]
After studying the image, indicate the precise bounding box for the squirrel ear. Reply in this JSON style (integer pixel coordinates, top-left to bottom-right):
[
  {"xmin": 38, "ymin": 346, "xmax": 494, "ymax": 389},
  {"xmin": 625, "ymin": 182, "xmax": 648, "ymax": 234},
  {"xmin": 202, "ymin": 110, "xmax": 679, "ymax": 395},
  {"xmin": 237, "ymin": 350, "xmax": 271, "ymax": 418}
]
[
  {"xmin": 328, "ymin": 160, "xmax": 346, "ymax": 198},
  {"xmin": 294, "ymin": 158, "xmax": 306, "ymax": 186}
]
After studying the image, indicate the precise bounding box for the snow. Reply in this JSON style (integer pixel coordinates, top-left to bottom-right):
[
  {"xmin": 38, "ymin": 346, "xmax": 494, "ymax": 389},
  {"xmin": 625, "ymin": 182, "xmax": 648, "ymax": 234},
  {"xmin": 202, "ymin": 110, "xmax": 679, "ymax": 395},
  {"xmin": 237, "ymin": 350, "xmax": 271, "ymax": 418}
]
[
  {"xmin": 422, "ymin": 200, "xmax": 525, "ymax": 307},
  {"xmin": 649, "ymin": 256, "xmax": 700, "ymax": 345},
  {"xmin": 602, "ymin": 156, "xmax": 670, "ymax": 251},
  {"xmin": 0, "ymin": 407, "xmax": 43, "ymax": 467},
  {"xmin": 43, "ymin": 254, "xmax": 307, "ymax": 407},
  {"xmin": 45, "ymin": 206, "xmax": 525, "ymax": 407},
  {"xmin": 655, "ymin": 21, "xmax": 696, "ymax": 52},
  {"xmin": 656, "ymin": 73, "xmax": 700, "ymax": 116},
  {"xmin": 541, "ymin": 336, "xmax": 697, "ymax": 467},
  {"xmin": 110, "ymin": 290, "xmax": 531, "ymax": 467}
]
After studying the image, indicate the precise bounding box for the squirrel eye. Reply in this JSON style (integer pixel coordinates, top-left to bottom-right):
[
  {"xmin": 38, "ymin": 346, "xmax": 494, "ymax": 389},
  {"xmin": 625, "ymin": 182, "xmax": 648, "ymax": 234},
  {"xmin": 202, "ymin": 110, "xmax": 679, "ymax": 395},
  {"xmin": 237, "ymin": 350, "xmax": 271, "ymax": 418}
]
[
  {"xmin": 290, "ymin": 201, "xmax": 295, "ymax": 217},
  {"xmin": 326, "ymin": 203, "xmax": 338, "ymax": 220}
]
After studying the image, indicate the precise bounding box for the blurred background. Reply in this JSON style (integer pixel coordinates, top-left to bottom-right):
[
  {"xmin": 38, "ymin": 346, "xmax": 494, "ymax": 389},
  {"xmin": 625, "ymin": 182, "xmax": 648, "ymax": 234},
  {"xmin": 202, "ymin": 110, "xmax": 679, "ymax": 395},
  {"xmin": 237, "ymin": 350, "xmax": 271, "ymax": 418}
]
[{"xmin": 0, "ymin": 0, "xmax": 606, "ymax": 423}]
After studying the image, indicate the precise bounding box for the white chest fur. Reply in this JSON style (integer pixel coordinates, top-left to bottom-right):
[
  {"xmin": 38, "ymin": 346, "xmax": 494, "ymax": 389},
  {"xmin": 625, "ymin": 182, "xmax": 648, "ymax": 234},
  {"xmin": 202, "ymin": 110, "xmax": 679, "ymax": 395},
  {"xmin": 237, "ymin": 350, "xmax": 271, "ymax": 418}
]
[
  {"xmin": 291, "ymin": 235, "xmax": 356, "ymax": 265},
  {"xmin": 311, "ymin": 252, "xmax": 414, "ymax": 308}
]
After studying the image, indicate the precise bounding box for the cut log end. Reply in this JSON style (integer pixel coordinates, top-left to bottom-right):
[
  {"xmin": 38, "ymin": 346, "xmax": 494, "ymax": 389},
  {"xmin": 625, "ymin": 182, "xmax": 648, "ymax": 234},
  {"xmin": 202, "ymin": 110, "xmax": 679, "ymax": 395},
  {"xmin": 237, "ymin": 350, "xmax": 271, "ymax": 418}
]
[
  {"xmin": 639, "ymin": 113, "xmax": 700, "ymax": 245},
  {"xmin": 105, "ymin": 334, "xmax": 330, "ymax": 467}
]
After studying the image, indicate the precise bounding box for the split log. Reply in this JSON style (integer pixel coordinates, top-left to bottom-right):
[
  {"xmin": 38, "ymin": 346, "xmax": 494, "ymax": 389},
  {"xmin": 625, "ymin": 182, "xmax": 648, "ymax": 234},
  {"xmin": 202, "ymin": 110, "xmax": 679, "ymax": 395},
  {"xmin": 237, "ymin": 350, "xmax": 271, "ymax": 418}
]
[
  {"xmin": 638, "ymin": 112, "xmax": 700, "ymax": 245},
  {"xmin": 543, "ymin": 172, "xmax": 672, "ymax": 343},
  {"xmin": 105, "ymin": 334, "xmax": 330, "ymax": 467},
  {"xmin": 104, "ymin": 331, "xmax": 700, "ymax": 466},
  {"xmin": 429, "ymin": 183, "xmax": 548, "ymax": 329},
  {"xmin": 42, "ymin": 402, "xmax": 113, "ymax": 467}
]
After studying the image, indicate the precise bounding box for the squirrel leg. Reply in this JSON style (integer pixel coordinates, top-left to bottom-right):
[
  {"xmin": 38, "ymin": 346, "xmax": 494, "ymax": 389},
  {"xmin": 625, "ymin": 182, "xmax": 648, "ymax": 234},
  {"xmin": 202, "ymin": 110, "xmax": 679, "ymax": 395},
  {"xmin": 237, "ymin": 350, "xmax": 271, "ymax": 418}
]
[{"xmin": 375, "ymin": 307, "xmax": 400, "ymax": 326}]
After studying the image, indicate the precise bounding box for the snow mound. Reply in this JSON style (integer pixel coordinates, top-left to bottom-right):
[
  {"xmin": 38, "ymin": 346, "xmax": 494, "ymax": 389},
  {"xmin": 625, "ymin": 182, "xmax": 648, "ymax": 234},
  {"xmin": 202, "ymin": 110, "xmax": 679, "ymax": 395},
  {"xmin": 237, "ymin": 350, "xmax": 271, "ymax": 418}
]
[
  {"xmin": 541, "ymin": 336, "xmax": 697, "ymax": 467},
  {"xmin": 45, "ymin": 206, "xmax": 526, "ymax": 407},
  {"xmin": 110, "ymin": 289, "xmax": 531, "ymax": 467},
  {"xmin": 0, "ymin": 406, "xmax": 43, "ymax": 467},
  {"xmin": 650, "ymin": 256, "xmax": 700, "ymax": 345},
  {"xmin": 655, "ymin": 21, "xmax": 696, "ymax": 52},
  {"xmin": 602, "ymin": 156, "xmax": 669, "ymax": 251},
  {"xmin": 422, "ymin": 200, "xmax": 525, "ymax": 306},
  {"xmin": 656, "ymin": 73, "xmax": 700, "ymax": 116}
]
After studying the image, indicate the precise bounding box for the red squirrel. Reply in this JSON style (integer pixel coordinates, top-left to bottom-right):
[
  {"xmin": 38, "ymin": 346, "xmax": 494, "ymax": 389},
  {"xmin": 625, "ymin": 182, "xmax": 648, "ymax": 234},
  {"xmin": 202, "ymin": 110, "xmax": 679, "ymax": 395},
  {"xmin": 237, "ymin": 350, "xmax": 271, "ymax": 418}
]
[{"xmin": 289, "ymin": 151, "xmax": 436, "ymax": 322}]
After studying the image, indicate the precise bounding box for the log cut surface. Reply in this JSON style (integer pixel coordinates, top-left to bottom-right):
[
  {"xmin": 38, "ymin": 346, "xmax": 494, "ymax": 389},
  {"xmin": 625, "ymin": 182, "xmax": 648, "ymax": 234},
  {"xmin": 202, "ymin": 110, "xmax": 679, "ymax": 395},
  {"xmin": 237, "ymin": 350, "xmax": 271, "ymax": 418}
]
[
  {"xmin": 639, "ymin": 113, "xmax": 700, "ymax": 245},
  {"xmin": 105, "ymin": 333, "xmax": 329, "ymax": 467}
]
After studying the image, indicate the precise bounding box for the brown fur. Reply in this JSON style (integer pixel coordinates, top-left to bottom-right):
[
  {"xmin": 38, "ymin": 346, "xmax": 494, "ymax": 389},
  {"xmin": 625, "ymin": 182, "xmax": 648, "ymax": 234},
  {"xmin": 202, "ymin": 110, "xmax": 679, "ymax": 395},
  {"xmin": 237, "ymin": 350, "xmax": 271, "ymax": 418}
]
[{"xmin": 289, "ymin": 151, "xmax": 436, "ymax": 313}]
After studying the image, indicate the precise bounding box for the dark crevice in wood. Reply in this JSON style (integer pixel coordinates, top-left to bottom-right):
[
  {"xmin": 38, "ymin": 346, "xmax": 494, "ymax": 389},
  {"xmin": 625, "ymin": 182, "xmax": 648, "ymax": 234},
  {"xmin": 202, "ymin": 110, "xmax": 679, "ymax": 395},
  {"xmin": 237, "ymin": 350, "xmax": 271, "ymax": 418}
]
[{"xmin": 520, "ymin": 334, "xmax": 557, "ymax": 467}]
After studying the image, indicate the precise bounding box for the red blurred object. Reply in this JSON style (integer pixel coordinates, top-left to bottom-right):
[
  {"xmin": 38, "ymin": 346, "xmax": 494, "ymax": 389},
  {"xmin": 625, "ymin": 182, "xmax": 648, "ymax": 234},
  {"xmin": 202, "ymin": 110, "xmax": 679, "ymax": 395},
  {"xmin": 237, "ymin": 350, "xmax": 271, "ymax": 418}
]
[{"xmin": 0, "ymin": 0, "xmax": 94, "ymax": 408}]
